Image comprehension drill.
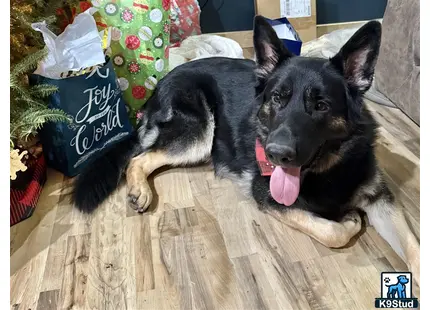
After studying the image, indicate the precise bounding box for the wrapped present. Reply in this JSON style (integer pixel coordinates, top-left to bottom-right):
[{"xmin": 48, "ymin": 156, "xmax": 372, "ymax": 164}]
[
  {"xmin": 170, "ymin": 0, "xmax": 201, "ymax": 44},
  {"xmin": 56, "ymin": 1, "xmax": 93, "ymax": 32},
  {"xmin": 10, "ymin": 150, "xmax": 47, "ymax": 226},
  {"xmin": 91, "ymin": 0, "xmax": 171, "ymax": 125}
]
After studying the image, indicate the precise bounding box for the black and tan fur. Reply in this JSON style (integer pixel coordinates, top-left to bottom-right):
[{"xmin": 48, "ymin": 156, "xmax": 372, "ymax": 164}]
[{"xmin": 71, "ymin": 17, "xmax": 419, "ymax": 285}]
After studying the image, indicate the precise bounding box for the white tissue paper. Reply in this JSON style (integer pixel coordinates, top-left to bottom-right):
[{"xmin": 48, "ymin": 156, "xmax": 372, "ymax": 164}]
[{"xmin": 32, "ymin": 8, "xmax": 105, "ymax": 79}]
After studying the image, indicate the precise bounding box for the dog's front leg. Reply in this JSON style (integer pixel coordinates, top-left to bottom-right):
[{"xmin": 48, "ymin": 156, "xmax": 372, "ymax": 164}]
[
  {"xmin": 262, "ymin": 207, "xmax": 362, "ymax": 248},
  {"xmin": 126, "ymin": 151, "xmax": 170, "ymax": 213}
]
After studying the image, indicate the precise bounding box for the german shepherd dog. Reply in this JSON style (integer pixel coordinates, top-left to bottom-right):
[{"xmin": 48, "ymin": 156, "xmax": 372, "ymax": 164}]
[{"xmin": 72, "ymin": 17, "xmax": 420, "ymax": 285}]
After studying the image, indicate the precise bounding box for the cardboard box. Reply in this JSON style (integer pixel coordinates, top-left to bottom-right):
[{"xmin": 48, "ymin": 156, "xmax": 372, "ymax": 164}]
[{"xmin": 255, "ymin": 0, "xmax": 316, "ymax": 43}]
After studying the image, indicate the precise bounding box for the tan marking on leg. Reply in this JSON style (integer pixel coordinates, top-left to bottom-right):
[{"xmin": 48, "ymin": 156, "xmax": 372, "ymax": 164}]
[
  {"xmin": 126, "ymin": 117, "xmax": 214, "ymax": 213},
  {"xmin": 126, "ymin": 151, "xmax": 170, "ymax": 213},
  {"xmin": 128, "ymin": 101, "xmax": 214, "ymax": 212},
  {"xmin": 264, "ymin": 208, "xmax": 362, "ymax": 248}
]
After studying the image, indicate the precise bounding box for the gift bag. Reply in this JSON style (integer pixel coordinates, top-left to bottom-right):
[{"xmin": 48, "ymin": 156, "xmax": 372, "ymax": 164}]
[
  {"xmin": 265, "ymin": 17, "xmax": 302, "ymax": 56},
  {"xmin": 91, "ymin": 0, "xmax": 171, "ymax": 124},
  {"xmin": 30, "ymin": 9, "xmax": 133, "ymax": 177},
  {"xmin": 30, "ymin": 58, "xmax": 133, "ymax": 177},
  {"xmin": 170, "ymin": 0, "xmax": 201, "ymax": 44}
]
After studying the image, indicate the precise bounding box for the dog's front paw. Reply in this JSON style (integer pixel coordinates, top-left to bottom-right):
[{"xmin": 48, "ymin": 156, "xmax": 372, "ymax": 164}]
[
  {"xmin": 127, "ymin": 183, "xmax": 153, "ymax": 213},
  {"xmin": 341, "ymin": 210, "xmax": 362, "ymax": 235},
  {"xmin": 320, "ymin": 212, "xmax": 362, "ymax": 249},
  {"xmin": 325, "ymin": 211, "xmax": 362, "ymax": 248}
]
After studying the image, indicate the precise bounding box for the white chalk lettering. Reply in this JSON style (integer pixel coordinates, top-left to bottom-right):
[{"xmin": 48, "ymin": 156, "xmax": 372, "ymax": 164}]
[
  {"xmin": 75, "ymin": 83, "xmax": 115, "ymax": 124},
  {"xmin": 70, "ymin": 79, "xmax": 124, "ymax": 156}
]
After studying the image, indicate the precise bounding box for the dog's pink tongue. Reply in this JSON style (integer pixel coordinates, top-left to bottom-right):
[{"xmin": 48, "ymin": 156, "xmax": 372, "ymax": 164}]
[{"xmin": 270, "ymin": 166, "xmax": 301, "ymax": 206}]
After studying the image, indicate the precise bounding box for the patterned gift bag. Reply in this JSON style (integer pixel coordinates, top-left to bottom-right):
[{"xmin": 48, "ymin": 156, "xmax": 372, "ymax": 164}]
[{"xmin": 91, "ymin": 0, "xmax": 171, "ymax": 125}]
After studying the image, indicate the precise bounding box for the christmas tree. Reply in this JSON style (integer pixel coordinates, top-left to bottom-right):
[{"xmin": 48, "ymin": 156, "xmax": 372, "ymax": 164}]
[{"xmin": 10, "ymin": 0, "xmax": 79, "ymax": 179}]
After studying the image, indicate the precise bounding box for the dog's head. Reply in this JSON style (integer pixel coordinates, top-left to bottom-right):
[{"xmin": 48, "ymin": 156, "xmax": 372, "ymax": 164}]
[
  {"xmin": 253, "ymin": 16, "xmax": 381, "ymax": 169},
  {"xmin": 397, "ymin": 275, "xmax": 409, "ymax": 284}
]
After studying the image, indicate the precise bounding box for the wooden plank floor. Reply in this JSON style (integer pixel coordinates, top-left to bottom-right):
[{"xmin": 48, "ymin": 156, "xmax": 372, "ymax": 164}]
[{"xmin": 10, "ymin": 99, "xmax": 420, "ymax": 310}]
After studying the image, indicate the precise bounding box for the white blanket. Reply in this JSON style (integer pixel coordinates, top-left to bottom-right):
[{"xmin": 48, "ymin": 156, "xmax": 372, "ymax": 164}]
[{"xmin": 169, "ymin": 34, "xmax": 244, "ymax": 71}]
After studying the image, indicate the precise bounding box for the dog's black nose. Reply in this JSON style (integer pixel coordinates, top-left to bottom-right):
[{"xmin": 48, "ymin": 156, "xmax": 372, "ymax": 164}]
[{"xmin": 265, "ymin": 143, "xmax": 296, "ymax": 166}]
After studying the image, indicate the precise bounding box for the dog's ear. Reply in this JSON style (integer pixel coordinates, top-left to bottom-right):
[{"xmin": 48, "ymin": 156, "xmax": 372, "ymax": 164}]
[
  {"xmin": 330, "ymin": 21, "xmax": 382, "ymax": 94},
  {"xmin": 253, "ymin": 15, "xmax": 293, "ymax": 79}
]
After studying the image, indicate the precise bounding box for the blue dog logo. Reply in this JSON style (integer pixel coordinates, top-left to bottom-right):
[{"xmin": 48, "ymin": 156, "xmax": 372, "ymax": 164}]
[
  {"xmin": 385, "ymin": 275, "xmax": 409, "ymax": 299},
  {"xmin": 375, "ymin": 272, "xmax": 418, "ymax": 308}
]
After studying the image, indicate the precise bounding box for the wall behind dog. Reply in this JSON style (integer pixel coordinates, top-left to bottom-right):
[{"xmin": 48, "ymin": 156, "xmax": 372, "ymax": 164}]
[
  {"xmin": 317, "ymin": 0, "xmax": 387, "ymax": 24},
  {"xmin": 197, "ymin": 0, "xmax": 387, "ymax": 33},
  {"xmin": 198, "ymin": 0, "xmax": 255, "ymax": 33}
]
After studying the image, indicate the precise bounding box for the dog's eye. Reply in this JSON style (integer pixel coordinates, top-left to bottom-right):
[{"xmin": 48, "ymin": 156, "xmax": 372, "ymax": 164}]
[
  {"xmin": 272, "ymin": 93, "xmax": 281, "ymax": 104},
  {"xmin": 315, "ymin": 101, "xmax": 329, "ymax": 112}
]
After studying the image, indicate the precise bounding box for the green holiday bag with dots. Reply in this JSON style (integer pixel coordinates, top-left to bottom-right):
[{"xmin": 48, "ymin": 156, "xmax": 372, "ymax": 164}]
[{"xmin": 91, "ymin": 0, "xmax": 170, "ymax": 125}]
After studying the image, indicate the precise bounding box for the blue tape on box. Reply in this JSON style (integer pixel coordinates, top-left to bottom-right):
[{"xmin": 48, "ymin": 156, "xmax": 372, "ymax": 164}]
[{"xmin": 265, "ymin": 17, "xmax": 302, "ymax": 56}]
